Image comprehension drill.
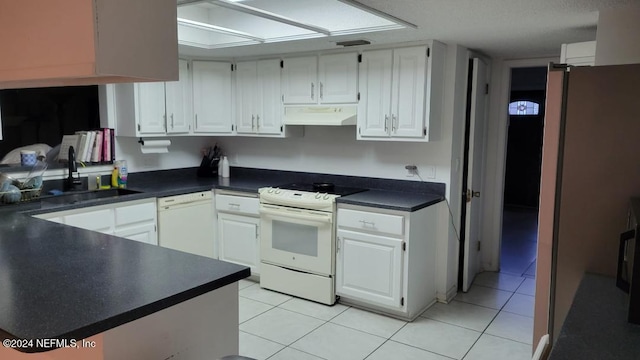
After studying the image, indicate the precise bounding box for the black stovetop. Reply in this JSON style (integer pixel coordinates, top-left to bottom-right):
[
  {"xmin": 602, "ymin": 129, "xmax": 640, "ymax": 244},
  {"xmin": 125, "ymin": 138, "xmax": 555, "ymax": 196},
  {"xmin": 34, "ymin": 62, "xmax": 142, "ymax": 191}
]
[{"xmin": 276, "ymin": 183, "xmax": 367, "ymax": 197}]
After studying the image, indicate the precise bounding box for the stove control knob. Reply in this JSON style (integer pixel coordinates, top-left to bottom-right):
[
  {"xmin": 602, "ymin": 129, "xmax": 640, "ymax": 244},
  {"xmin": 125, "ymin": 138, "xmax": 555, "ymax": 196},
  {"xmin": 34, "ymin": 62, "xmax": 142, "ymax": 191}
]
[
  {"xmin": 315, "ymin": 193, "xmax": 321, "ymax": 199},
  {"xmin": 323, "ymin": 194, "xmax": 330, "ymax": 200},
  {"xmin": 267, "ymin": 188, "xmax": 274, "ymax": 194},
  {"xmin": 275, "ymin": 189, "xmax": 282, "ymax": 194}
]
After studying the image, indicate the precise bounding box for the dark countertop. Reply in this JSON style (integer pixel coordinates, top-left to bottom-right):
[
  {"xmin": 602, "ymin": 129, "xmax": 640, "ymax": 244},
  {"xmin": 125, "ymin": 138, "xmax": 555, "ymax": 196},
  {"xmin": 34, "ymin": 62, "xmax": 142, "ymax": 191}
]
[
  {"xmin": 125, "ymin": 167, "xmax": 445, "ymax": 212},
  {"xmin": 336, "ymin": 189, "xmax": 444, "ymax": 212},
  {"xmin": 0, "ymin": 167, "xmax": 444, "ymax": 351},
  {"xmin": 549, "ymin": 273, "xmax": 640, "ymax": 359},
  {"xmin": 0, "ymin": 211, "xmax": 249, "ymax": 353}
]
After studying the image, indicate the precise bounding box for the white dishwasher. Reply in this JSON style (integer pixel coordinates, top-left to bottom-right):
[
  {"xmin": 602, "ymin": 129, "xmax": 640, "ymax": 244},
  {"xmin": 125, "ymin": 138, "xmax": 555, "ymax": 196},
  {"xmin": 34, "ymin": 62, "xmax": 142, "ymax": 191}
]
[{"xmin": 157, "ymin": 191, "xmax": 216, "ymax": 258}]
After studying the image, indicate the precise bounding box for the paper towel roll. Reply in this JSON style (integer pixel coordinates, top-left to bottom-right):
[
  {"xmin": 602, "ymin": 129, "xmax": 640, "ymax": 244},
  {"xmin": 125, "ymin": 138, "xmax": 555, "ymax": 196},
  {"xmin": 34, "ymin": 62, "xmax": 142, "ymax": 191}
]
[{"xmin": 140, "ymin": 139, "xmax": 171, "ymax": 154}]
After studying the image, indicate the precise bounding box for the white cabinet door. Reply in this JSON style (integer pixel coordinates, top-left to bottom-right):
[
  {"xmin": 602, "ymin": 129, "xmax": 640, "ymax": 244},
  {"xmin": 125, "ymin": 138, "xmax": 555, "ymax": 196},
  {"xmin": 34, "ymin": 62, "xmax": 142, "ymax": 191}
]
[
  {"xmin": 235, "ymin": 61, "xmax": 258, "ymax": 134},
  {"xmin": 336, "ymin": 228, "xmax": 404, "ymax": 309},
  {"xmin": 64, "ymin": 208, "xmax": 114, "ymax": 234},
  {"xmin": 135, "ymin": 82, "xmax": 166, "ymax": 135},
  {"xmin": 218, "ymin": 213, "xmax": 260, "ymax": 275},
  {"xmin": 358, "ymin": 49, "xmax": 393, "ymax": 137},
  {"xmin": 192, "ymin": 61, "xmax": 233, "ymax": 134},
  {"xmin": 282, "ymin": 56, "xmax": 317, "ymax": 104},
  {"xmin": 257, "ymin": 59, "xmax": 283, "ymax": 134},
  {"xmin": 391, "ymin": 46, "xmax": 426, "ymax": 138},
  {"xmin": 165, "ymin": 59, "xmax": 192, "ymax": 134},
  {"xmin": 319, "ymin": 53, "xmax": 358, "ymax": 104},
  {"xmin": 115, "ymin": 223, "xmax": 158, "ymax": 245}
]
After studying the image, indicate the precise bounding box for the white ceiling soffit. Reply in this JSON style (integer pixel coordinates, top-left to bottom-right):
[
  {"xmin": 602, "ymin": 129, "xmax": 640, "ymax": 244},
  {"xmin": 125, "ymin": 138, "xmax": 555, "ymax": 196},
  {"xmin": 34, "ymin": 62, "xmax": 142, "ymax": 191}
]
[{"xmin": 177, "ymin": 0, "xmax": 414, "ymax": 50}]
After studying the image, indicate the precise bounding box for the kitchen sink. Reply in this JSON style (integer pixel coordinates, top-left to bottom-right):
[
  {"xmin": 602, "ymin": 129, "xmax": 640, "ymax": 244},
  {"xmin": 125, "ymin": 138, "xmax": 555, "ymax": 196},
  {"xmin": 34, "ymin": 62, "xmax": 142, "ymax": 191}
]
[{"xmin": 40, "ymin": 188, "xmax": 142, "ymax": 205}]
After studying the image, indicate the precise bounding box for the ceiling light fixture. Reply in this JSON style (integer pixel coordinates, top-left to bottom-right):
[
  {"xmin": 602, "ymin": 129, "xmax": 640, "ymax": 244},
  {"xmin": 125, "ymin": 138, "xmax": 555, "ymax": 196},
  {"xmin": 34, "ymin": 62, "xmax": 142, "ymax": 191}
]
[
  {"xmin": 177, "ymin": 18, "xmax": 265, "ymax": 42},
  {"xmin": 207, "ymin": 0, "xmax": 332, "ymax": 35}
]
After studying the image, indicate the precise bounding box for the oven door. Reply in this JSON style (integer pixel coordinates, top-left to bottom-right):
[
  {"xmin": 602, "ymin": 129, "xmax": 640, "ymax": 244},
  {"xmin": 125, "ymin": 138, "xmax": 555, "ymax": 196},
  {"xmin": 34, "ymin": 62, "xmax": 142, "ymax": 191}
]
[{"xmin": 260, "ymin": 203, "xmax": 334, "ymax": 276}]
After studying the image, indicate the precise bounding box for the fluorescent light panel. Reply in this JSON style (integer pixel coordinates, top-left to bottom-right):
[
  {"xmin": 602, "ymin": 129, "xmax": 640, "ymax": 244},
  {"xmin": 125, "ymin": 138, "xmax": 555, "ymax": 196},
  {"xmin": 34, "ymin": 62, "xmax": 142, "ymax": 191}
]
[{"xmin": 177, "ymin": 0, "xmax": 409, "ymax": 50}]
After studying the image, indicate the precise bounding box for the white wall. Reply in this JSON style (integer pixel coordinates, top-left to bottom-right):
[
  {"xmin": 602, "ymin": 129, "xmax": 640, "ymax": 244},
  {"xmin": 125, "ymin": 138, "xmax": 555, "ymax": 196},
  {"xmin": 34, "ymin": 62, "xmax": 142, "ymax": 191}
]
[
  {"xmin": 595, "ymin": 4, "xmax": 640, "ymax": 66},
  {"xmin": 114, "ymin": 136, "xmax": 213, "ymax": 173},
  {"xmin": 214, "ymin": 127, "xmax": 448, "ymax": 183}
]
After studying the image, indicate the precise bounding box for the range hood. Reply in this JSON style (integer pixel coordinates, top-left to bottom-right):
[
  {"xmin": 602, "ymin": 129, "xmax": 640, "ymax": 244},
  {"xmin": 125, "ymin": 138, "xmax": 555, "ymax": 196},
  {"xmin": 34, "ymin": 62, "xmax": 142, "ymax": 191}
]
[
  {"xmin": 284, "ymin": 106, "xmax": 357, "ymax": 126},
  {"xmin": 0, "ymin": 0, "xmax": 178, "ymax": 90}
]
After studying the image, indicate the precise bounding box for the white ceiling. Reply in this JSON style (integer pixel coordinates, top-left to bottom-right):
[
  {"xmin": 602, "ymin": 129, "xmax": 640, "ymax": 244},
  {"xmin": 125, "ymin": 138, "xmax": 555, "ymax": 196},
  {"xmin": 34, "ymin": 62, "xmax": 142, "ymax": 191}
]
[{"xmin": 178, "ymin": 0, "xmax": 637, "ymax": 60}]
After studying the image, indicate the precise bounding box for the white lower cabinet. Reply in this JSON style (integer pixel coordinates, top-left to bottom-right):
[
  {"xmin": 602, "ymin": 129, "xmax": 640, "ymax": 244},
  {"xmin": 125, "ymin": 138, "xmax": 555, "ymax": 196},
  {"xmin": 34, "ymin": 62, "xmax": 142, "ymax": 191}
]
[
  {"xmin": 336, "ymin": 203, "xmax": 438, "ymax": 320},
  {"xmin": 215, "ymin": 192, "xmax": 260, "ymax": 277},
  {"xmin": 218, "ymin": 213, "xmax": 260, "ymax": 275},
  {"xmin": 34, "ymin": 198, "xmax": 158, "ymax": 245},
  {"xmin": 114, "ymin": 223, "xmax": 157, "ymax": 245},
  {"xmin": 64, "ymin": 208, "xmax": 114, "ymax": 234},
  {"xmin": 337, "ymin": 229, "xmax": 403, "ymax": 308}
]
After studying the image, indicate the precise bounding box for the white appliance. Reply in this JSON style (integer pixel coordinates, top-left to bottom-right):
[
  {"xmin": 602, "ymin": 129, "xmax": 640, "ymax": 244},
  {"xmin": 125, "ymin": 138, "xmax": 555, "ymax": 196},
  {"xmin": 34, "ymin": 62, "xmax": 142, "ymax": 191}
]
[
  {"xmin": 258, "ymin": 183, "xmax": 365, "ymax": 305},
  {"xmin": 283, "ymin": 106, "xmax": 357, "ymax": 126},
  {"xmin": 158, "ymin": 191, "xmax": 216, "ymax": 258}
]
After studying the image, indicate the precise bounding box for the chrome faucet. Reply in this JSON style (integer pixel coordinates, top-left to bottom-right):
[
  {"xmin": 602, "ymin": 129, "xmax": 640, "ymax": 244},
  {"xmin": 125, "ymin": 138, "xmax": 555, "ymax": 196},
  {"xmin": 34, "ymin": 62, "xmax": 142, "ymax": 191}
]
[{"xmin": 65, "ymin": 146, "xmax": 82, "ymax": 191}]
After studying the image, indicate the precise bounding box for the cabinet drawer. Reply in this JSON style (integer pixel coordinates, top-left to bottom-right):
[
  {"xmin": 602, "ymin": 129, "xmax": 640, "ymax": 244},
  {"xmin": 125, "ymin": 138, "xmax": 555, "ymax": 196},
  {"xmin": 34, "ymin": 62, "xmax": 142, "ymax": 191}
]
[
  {"xmin": 65, "ymin": 209, "xmax": 113, "ymax": 232},
  {"xmin": 115, "ymin": 201, "xmax": 156, "ymax": 227},
  {"xmin": 337, "ymin": 208, "xmax": 404, "ymax": 236},
  {"xmin": 215, "ymin": 194, "xmax": 259, "ymax": 215}
]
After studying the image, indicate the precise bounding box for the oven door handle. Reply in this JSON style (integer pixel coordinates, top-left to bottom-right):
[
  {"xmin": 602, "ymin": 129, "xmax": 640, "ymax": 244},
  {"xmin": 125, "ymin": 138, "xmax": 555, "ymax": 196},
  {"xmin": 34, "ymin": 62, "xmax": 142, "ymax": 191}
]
[{"xmin": 260, "ymin": 207, "xmax": 333, "ymax": 223}]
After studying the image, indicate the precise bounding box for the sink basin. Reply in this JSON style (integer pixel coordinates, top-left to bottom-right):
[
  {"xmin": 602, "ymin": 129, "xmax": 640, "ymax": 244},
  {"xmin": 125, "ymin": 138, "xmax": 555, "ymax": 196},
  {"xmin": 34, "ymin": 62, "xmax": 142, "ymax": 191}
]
[{"xmin": 41, "ymin": 189, "xmax": 142, "ymax": 205}]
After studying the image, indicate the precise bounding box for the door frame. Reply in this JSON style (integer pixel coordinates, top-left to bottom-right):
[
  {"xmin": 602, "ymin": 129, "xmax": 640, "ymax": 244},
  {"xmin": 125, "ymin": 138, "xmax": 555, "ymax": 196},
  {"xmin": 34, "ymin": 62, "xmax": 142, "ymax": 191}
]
[{"xmin": 481, "ymin": 57, "xmax": 558, "ymax": 272}]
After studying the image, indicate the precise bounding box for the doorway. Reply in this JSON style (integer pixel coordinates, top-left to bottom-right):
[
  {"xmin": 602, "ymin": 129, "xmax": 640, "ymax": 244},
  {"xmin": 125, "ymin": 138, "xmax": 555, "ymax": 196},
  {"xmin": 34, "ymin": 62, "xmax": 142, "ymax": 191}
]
[{"xmin": 500, "ymin": 67, "xmax": 547, "ymax": 277}]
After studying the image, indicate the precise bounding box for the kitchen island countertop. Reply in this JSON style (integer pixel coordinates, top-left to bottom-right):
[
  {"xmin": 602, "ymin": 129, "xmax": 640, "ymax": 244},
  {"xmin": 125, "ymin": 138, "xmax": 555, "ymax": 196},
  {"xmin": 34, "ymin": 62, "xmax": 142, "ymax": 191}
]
[{"xmin": 0, "ymin": 209, "xmax": 249, "ymax": 352}]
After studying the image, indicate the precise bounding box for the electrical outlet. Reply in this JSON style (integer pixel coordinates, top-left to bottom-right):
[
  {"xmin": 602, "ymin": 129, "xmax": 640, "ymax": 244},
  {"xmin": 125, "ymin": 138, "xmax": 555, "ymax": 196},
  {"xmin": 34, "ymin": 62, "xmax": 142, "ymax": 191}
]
[
  {"xmin": 425, "ymin": 165, "xmax": 436, "ymax": 179},
  {"xmin": 405, "ymin": 164, "xmax": 418, "ymax": 177}
]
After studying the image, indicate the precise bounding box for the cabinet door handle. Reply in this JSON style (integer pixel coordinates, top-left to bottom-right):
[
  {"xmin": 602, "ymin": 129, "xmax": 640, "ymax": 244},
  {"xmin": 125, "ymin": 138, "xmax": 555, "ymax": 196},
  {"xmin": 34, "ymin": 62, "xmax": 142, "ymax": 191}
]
[
  {"xmin": 392, "ymin": 114, "xmax": 397, "ymax": 132},
  {"xmin": 384, "ymin": 115, "xmax": 389, "ymax": 132},
  {"xmin": 195, "ymin": 114, "xmax": 198, "ymax": 129},
  {"xmin": 256, "ymin": 115, "xmax": 260, "ymax": 131},
  {"xmin": 251, "ymin": 115, "xmax": 255, "ymax": 130},
  {"xmin": 359, "ymin": 220, "xmax": 375, "ymax": 227},
  {"xmin": 228, "ymin": 203, "xmax": 241, "ymax": 209},
  {"xmin": 320, "ymin": 82, "xmax": 323, "ymax": 100},
  {"xmin": 336, "ymin": 236, "xmax": 341, "ymax": 252},
  {"xmin": 311, "ymin": 83, "xmax": 315, "ymax": 100},
  {"xmin": 170, "ymin": 114, "xmax": 174, "ymax": 128}
]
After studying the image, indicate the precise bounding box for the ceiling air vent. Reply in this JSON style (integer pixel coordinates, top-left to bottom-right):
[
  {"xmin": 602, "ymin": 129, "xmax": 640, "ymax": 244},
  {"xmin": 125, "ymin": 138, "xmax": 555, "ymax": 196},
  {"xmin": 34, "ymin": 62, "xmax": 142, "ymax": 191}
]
[{"xmin": 336, "ymin": 40, "xmax": 371, "ymax": 47}]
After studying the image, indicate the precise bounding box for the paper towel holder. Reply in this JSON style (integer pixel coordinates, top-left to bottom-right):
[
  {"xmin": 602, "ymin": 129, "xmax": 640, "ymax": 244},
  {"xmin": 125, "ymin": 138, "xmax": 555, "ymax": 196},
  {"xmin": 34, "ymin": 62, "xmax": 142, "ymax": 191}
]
[{"xmin": 138, "ymin": 137, "xmax": 171, "ymax": 154}]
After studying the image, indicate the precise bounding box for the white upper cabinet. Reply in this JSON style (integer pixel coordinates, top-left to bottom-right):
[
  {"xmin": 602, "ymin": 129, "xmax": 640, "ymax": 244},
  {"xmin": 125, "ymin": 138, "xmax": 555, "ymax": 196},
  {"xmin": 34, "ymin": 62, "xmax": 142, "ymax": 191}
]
[
  {"xmin": 391, "ymin": 47, "xmax": 426, "ymax": 138},
  {"xmin": 560, "ymin": 41, "xmax": 596, "ymax": 66},
  {"xmin": 318, "ymin": 53, "xmax": 359, "ymax": 103},
  {"xmin": 235, "ymin": 61, "xmax": 258, "ymax": 134},
  {"xmin": 282, "ymin": 53, "xmax": 358, "ymax": 105},
  {"xmin": 358, "ymin": 41, "xmax": 445, "ymax": 141},
  {"xmin": 115, "ymin": 59, "xmax": 192, "ymax": 137},
  {"xmin": 135, "ymin": 81, "xmax": 167, "ymax": 135},
  {"xmin": 235, "ymin": 59, "xmax": 283, "ymax": 136},
  {"xmin": 282, "ymin": 56, "xmax": 317, "ymax": 104},
  {"xmin": 258, "ymin": 60, "xmax": 284, "ymax": 134},
  {"xmin": 192, "ymin": 60, "xmax": 234, "ymax": 134},
  {"xmin": 357, "ymin": 49, "xmax": 393, "ymax": 137},
  {"xmin": 165, "ymin": 59, "xmax": 192, "ymax": 133}
]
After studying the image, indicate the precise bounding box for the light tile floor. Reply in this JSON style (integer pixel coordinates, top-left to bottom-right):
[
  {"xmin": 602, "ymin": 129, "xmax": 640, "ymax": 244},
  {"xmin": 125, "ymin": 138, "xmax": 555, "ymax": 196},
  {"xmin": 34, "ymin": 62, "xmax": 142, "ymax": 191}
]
[{"xmin": 236, "ymin": 271, "xmax": 535, "ymax": 360}]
